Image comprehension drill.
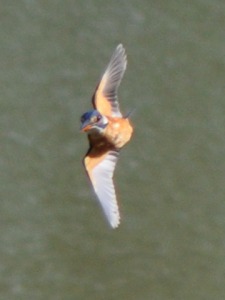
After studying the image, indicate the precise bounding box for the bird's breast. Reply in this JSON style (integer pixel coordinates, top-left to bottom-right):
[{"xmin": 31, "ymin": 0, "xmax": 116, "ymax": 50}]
[{"xmin": 104, "ymin": 117, "xmax": 133, "ymax": 149}]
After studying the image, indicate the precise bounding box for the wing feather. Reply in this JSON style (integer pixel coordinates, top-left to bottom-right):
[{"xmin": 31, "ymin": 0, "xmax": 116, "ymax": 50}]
[
  {"xmin": 84, "ymin": 150, "xmax": 120, "ymax": 228},
  {"xmin": 92, "ymin": 44, "xmax": 127, "ymax": 117}
]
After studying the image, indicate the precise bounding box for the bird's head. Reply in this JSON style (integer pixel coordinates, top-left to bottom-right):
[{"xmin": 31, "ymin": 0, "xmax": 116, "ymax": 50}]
[{"xmin": 80, "ymin": 110, "xmax": 108, "ymax": 133}]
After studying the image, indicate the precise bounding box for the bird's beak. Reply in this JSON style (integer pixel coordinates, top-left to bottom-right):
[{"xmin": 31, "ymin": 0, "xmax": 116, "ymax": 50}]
[{"xmin": 80, "ymin": 121, "xmax": 92, "ymax": 132}]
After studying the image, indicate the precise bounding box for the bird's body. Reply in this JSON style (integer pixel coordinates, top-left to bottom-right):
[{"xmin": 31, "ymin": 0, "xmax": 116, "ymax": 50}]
[
  {"xmin": 97, "ymin": 116, "xmax": 132, "ymax": 148},
  {"xmin": 81, "ymin": 44, "xmax": 133, "ymax": 228}
]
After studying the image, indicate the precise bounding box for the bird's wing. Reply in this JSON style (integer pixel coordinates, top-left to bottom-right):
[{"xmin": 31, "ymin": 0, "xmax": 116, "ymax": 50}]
[
  {"xmin": 84, "ymin": 149, "xmax": 120, "ymax": 228},
  {"xmin": 92, "ymin": 44, "xmax": 127, "ymax": 118}
]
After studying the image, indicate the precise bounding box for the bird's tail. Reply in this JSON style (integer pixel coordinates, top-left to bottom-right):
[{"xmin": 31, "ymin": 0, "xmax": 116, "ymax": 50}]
[{"xmin": 124, "ymin": 108, "xmax": 135, "ymax": 119}]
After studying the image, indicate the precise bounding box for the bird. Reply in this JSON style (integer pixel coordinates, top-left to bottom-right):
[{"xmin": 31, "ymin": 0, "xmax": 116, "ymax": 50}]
[{"xmin": 80, "ymin": 44, "xmax": 133, "ymax": 228}]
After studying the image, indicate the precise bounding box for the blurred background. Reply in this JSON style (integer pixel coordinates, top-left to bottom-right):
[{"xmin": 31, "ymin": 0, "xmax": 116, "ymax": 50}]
[{"xmin": 1, "ymin": 0, "xmax": 225, "ymax": 299}]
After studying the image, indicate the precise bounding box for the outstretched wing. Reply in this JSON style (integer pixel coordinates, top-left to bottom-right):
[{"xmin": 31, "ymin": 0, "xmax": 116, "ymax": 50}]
[
  {"xmin": 84, "ymin": 149, "xmax": 120, "ymax": 228},
  {"xmin": 92, "ymin": 44, "xmax": 127, "ymax": 118}
]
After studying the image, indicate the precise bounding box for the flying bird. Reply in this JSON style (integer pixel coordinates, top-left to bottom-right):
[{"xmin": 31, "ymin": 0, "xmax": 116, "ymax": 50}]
[{"xmin": 80, "ymin": 44, "xmax": 133, "ymax": 228}]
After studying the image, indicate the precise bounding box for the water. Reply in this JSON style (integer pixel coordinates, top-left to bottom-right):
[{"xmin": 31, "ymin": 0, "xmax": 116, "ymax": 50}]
[{"xmin": 1, "ymin": 1, "xmax": 225, "ymax": 299}]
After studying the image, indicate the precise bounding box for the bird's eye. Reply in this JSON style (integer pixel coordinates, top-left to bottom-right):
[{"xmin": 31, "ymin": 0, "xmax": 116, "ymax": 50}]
[
  {"xmin": 90, "ymin": 116, "xmax": 97, "ymax": 123},
  {"xmin": 89, "ymin": 114, "xmax": 102, "ymax": 123}
]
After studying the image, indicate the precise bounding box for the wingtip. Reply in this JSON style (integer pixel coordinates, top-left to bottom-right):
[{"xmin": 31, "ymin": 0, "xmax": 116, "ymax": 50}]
[
  {"xmin": 110, "ymin": 219, "xmax": 121, "ymax": 229},
  {"xmin": 109, "ymin": 210, "xmax": 121, "ymax": 229},
  {"xmin": 116, "ymin": 43, "xmax": 126, "ymax": 55},
  {"xmin": 113, "ymin": 43, "xmax": 127, "ymax": 70},
  {"xmin": 117, "ymin": 43, "xmax": 124, "ymax": 49}
]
